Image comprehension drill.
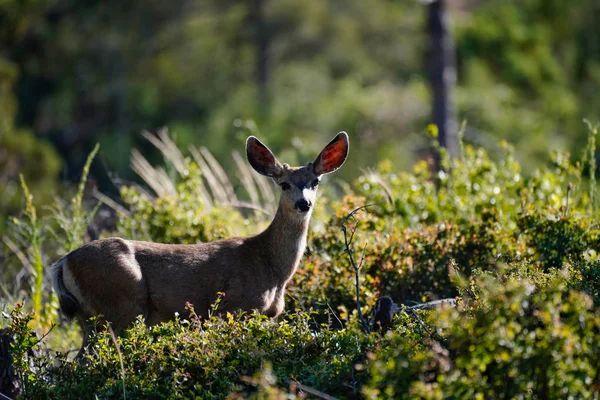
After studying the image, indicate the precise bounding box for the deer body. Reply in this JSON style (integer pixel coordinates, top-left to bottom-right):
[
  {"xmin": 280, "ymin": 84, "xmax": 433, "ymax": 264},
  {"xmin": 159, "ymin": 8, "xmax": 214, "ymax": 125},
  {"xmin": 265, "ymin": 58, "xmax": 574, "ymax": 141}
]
[{"xmin": 52, "ymin": 132, "xmax": 349, "ymax": 358}]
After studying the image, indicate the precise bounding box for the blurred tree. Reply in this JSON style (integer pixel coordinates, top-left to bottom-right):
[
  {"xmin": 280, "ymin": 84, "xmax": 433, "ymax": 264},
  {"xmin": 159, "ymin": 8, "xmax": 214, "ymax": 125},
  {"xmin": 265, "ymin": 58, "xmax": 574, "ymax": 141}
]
[
  {"xmin": 249, "ymin": 0, "xmax": 271, "ymax": 110},
  {"xmin": 455, "ymin": 0, "xmax": 600, "ymax": 165},
  {"xmin": 0, "ymin": 0, "xmax": 61, "ymax": 231},
  {"xmin": 1, "ymin": 0, "xmax": 599, "ymax": 201},
  {"xmin": 427, "ymin": 0, "xmax": 458, "ymax": 163},
  {"xmin": 1, "ymin": 0, "xmax": 426, "ymax": 185},
  {"xmin": 0, "ymin": 60, "xmax": 60, "ymax": 233}
]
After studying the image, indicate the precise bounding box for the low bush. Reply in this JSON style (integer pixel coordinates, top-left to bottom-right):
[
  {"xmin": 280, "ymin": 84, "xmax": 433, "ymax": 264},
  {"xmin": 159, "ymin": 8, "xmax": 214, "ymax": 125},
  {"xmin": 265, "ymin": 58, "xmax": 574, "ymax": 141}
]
[
  {"xmin": 2, "ymin": 126, "xmax": 600, "ymax": 398},
  {"xmin": 8, "ymin": 309, "xmax": 381, "ymax": 399},
  {"xmin": 364, "ymin": 274, "xmax": 600, "ymax": 399}
]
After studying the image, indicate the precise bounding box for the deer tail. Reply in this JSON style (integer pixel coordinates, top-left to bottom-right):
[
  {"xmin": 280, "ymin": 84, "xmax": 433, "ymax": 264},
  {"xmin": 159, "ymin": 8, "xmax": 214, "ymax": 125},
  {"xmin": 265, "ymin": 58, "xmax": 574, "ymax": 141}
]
[{"xmin": 51, "ymin": 256, "xmax": 81, "ymax": 320}]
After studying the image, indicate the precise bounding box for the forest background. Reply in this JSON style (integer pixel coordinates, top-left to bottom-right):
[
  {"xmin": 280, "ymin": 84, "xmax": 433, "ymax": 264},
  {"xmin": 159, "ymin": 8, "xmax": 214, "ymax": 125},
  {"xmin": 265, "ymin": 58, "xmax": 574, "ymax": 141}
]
[
  {"xmin": 1, "ymin": 0, "xmax": 600, "ymax": 230},
  {"xmin": 2, "ymin": 1, "xmax": 600, "ymax": 398}
]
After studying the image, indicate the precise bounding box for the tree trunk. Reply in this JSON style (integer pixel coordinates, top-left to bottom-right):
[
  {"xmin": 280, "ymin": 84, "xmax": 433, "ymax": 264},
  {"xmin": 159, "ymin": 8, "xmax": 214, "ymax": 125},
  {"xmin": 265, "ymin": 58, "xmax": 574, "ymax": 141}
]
[
  {"xmin": 250, "ymin": 0, "xmax": 270, "ymax": 111},
  {"xmin": 0, "ymin": 329, "xmax": 22, "ymax": 399},
  {"xmin": 428, "ymin": 0, "xmax": 458, "ymax": 164}
]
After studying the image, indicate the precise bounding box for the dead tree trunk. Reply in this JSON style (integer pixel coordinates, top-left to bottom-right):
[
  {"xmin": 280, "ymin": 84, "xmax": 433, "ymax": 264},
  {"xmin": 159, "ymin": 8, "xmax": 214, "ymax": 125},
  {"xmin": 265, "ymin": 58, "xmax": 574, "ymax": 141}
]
[
  {"xmin": 428, "ymin": 0, "xmax": 458, "ymax": 166},
  {"xmin": 250, "ymin": 0, "xmax": 270, "ymax": 111},
  {"xmin": 0, "ymin": 329, "xmax": 22, "ymax": 399}
]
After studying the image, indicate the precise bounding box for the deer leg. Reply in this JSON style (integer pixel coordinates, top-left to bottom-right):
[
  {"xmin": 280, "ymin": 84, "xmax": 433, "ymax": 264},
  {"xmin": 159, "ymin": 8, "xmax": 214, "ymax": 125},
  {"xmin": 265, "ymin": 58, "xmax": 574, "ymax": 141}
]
[
  {"xmin": 75, "ymin": 317, "xmax": 95, "ymax": 362},
  {"xmin": 266, "ymin": 290, "xmax": 286, "ymax": 318}
]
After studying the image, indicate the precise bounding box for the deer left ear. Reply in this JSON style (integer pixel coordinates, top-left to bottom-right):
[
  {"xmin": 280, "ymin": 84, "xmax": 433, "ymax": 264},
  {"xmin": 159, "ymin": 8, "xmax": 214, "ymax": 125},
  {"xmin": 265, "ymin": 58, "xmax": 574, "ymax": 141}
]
[
  {"xmin": 313, "ymin": 132, "xmax": 349, "ymax": 175},
  {"xmin": 246, "ymin": 136, "xmax": 283, "ymax": 177}
]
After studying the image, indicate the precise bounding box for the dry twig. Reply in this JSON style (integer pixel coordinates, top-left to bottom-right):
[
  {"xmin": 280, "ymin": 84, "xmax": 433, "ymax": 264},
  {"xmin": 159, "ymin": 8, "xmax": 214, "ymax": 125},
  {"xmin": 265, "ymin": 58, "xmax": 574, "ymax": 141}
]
[{"xmin": 340, "ymin": 205, "xmax": 374, "ymax": 333}]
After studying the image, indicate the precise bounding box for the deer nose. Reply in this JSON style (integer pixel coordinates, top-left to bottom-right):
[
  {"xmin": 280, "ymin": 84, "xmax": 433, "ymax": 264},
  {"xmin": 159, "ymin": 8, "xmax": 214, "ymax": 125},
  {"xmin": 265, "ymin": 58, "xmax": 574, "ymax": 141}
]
[{"xmin": 295, "ymin": 199, "xmax": 312, "ymax": 213}]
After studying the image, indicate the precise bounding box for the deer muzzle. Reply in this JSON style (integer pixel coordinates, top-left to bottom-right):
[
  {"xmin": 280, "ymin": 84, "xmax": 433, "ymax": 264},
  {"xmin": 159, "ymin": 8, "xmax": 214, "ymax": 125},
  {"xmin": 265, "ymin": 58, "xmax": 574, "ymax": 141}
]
[{"xmin": 295, "ymin": 199, "xmax": 312, "ymax": 213}]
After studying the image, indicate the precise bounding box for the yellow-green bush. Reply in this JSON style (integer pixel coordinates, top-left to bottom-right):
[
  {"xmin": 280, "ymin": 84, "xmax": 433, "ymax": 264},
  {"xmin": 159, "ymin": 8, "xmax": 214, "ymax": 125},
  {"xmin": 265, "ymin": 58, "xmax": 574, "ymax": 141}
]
[
  {"xmin": 364, "ymin": 275, "xmax": 600, "ymax": 399},
  {"xmin": 117, "ymin": 161, "xmax": 259, "ymax": 244},
  {"xmin": 2, "ymin": 127, "xmax": 600, "ymax": 399}
]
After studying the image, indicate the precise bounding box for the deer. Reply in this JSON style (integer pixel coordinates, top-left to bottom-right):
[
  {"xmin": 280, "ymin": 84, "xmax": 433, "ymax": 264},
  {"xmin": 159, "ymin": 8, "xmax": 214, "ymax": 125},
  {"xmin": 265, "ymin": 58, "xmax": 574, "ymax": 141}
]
[{"xmin": 51, "ymin": 132, "xmax": 349, "ymax": 358}]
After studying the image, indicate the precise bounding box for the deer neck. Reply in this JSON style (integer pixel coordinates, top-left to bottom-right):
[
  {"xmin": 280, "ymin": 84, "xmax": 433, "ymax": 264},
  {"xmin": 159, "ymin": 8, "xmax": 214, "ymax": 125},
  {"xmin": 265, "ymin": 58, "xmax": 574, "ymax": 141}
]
[{"xmin": 258, "ymin": 200, "xmax": 311, "ymax": 282}]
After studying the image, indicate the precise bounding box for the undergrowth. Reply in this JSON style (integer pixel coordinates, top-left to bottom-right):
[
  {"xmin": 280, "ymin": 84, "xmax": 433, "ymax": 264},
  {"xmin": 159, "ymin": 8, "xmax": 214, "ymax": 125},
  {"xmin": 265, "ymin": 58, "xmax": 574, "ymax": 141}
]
[{"xmin": 1, "ymin": 124, "xmax": 600, "ymax": 399}]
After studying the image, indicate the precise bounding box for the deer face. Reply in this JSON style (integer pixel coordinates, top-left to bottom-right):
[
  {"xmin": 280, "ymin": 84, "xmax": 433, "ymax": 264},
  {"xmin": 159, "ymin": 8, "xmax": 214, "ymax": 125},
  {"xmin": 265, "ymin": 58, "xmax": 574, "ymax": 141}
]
[
  {"xmin": 274, "ymin": 166, "xmax": 321, "ymax": 215},
  {"xmin": 247, "ymin": 132, "xmax": 349, "ymax": 216}
]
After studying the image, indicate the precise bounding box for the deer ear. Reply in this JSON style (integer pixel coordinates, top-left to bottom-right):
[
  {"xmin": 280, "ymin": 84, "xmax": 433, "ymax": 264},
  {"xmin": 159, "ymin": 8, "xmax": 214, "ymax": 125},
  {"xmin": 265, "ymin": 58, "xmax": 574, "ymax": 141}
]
[
  {"xmin": 246, "ymin": 136, "xmax": 283, "ymax": 177},
  {"xmin": 313, "ymin": 132, "xmax": 349, "ymax": 175}
]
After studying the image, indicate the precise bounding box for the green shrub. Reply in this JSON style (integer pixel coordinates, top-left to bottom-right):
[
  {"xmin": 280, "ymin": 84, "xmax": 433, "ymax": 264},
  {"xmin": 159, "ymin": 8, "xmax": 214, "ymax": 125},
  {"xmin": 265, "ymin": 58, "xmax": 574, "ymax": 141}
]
[
  {"xmin": 4, "ymin": 124, "xmax": 600, "ymax": 399},
  {"xmin": 292, "ymin": 134, "xmax": 600, "ymax": 318},
  {"xmin": 3, "ymin": 145, "xmax": 100, "ymax": 330},
  {"xmin": 26, "ymin": 311, "xmax": 380, "ymax": 399},
  {"xmin": 118, "ymin": 158, "xmax": 263, "ymax": 244},
  {"xmin": 364, "ymin": 275, "xmax": 600, "ymax": 399}
]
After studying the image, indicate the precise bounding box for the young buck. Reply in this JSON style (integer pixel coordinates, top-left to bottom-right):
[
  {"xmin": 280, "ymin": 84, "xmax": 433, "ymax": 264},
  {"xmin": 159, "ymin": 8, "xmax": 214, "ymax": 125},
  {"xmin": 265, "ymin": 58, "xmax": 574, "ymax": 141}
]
[{"xmin": 52, "ymin": 132, "xmax": 349, "ymax": 357}]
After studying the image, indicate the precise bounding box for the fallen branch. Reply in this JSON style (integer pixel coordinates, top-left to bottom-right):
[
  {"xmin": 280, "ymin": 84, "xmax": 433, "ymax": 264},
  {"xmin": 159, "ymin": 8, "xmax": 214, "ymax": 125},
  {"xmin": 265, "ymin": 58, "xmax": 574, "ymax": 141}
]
[
  {"xmin": 408, "ymin": 298, "xmax": 456, "ymax": 311},
  {"xmin": 294, "ymin": 381, "xmax": 339, "ymax": 400},
  {"xmin": 371, "ymin": 296, "xmax": 456, "ymax": 333}
]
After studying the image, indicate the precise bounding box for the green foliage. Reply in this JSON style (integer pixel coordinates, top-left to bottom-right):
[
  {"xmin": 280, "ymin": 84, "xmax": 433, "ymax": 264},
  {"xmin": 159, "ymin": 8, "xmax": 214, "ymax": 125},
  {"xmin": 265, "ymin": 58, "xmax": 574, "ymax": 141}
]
[
  {"xmin": 24, "ymin": 311, "xmax": 379, "ymax": 399},
  {"xmin": 0, "ymin": 59, "xmax": 61, "ymax": 232},
  {"xmin": 576, "ymin": 257, "xmax": 600, "ymax": 304},
  {"xmin": 292, "ymin": 127, "xmax": 600, "ymax": 322},
  {"xmin": 363, "ymin": 275, "xmax": 600, "ymax": 399},
  {"xmin": 456, "ymin": 0, "xmax": 600, "ymax": 164},
  {"xmin": 517, "ymin": 210, "xmax": 600, "ymax": 271},
  {"xmin": 5, "ymin": 176, "xmax": 54, "ymax": 328},
  {"xmin": 9, "ymin": 0, "xmax": 600, "ymax": 185},
  {"xmin": 3, "ymin": 124, "xmax": 600, "ymax": 398},
  {"xmin": 0, "ymin": 304, "xmax": 47, "ymax": 395},
  {"xmin": 118, "ymin": 160, "xmax": 258, "ymax": 244},
  {"xmin": 3, "ymin": 145, "xmax": 100, "ymax": 330},
  {"xmin": 229, "ymin": 363, "xmax": 306, "ymax": 400},
  {"xmin": 18, "ymin": 177, "xmax": 42, "ymax": 320}
]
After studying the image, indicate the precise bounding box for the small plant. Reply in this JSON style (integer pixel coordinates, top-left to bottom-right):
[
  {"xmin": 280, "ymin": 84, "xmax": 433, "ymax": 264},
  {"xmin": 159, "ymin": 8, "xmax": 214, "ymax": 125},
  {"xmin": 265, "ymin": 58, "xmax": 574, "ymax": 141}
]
[
  {"xmin": 20, "ymin": 311, "xmax": 381, "ymax": 399},
  {"xmin": 49, "ymin": 143, "xmax": 101, "ymax": 253},
  {"xmin": 4, "ymin": 145, "xmax": 101, "ymax": 330},
  {"xmin": 5, "ymin": 177, "xmax": 49, "ymax": 328},
  {"xmin": 1, "ymin": 304, "xmax": 51, "ymax": 397}
]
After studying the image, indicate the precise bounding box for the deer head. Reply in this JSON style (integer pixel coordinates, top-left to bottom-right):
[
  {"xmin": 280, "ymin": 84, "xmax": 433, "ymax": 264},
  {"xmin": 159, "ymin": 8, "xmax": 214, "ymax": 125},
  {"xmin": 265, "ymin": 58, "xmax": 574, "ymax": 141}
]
[{"xmin": 246, "ymin": 132, "xmax": 349, "ymax": 218}]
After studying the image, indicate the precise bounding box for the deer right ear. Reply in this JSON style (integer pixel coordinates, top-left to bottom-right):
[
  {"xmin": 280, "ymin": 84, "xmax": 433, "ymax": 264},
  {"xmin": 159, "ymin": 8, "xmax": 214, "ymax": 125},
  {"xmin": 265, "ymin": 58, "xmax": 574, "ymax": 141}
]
[
  {"xmin": 246, "ymin": 136, "xmax": 283, "ymax": 177},
  {"xmin": 313, "ymin": 131, "xmax": 349, "ymax": 175}
]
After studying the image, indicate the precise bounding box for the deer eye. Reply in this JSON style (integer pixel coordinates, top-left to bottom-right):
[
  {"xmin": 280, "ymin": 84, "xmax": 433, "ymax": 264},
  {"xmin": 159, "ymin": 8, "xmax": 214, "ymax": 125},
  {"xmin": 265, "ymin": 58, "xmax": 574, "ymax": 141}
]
[
  {"xmin": 310, "ymin": 179, "xmax": 320, "ymax": 189},
  {"xmin": 280, "ymin": 182, "xmax": 291, "ymax": 191}
]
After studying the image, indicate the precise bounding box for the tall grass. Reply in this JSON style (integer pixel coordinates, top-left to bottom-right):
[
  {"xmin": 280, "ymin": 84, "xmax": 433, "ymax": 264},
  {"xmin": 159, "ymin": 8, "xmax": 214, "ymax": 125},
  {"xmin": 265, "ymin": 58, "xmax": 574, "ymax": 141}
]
[
  {"xmin": 583, "ymin": 119, "xmax": 598, "ymax": 214},
  {"xmin": 130, "ymin": 129, "xmax": 276, "ymax": 216},
  {"xmin": 50, "ymin": 143, "xmax": 101, "ymax": 252},
  {"xmin": 2, "ymin": 145, "xmax": 100, "ymax": 330},
  {"xmin": 13, "ymin": 176, "xmax": 44, "ymax": 322}
]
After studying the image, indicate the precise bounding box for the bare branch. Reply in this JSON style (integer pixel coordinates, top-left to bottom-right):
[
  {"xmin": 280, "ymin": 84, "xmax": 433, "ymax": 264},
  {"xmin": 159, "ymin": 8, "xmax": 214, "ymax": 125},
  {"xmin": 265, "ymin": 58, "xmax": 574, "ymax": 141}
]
[
  {"xmin": 358, "ymin": 241, "xmax": 368, "ymax": 270},
  {"xmin": 31, "ymin": 323, "xmax": 56, "ymax": 349},
  {"xmin": 340, "ymin": 204, "xmax": 375, "ymax": 333},
  {"xmin": 348, "ymin": 223, "xmax": 358, "ymax": 247}
]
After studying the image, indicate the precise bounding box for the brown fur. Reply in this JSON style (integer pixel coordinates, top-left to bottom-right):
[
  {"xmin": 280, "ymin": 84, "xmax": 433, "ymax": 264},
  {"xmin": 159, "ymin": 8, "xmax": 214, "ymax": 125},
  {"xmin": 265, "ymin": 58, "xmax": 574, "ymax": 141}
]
[{"xmin": 51, "ymin": 132, "xmax": 349, "ymax": 358}]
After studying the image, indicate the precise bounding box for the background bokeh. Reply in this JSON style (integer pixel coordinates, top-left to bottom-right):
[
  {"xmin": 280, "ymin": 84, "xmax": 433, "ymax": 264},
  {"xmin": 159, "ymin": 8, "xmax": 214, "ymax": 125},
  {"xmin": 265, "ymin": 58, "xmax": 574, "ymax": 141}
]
[
  {"xmin": 2, "ymin": 3, "xmax": 600, "ymax": 397},
  {"xmin": 1, "ymin": 0, "xmax": 600, "ymax": 224}
]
